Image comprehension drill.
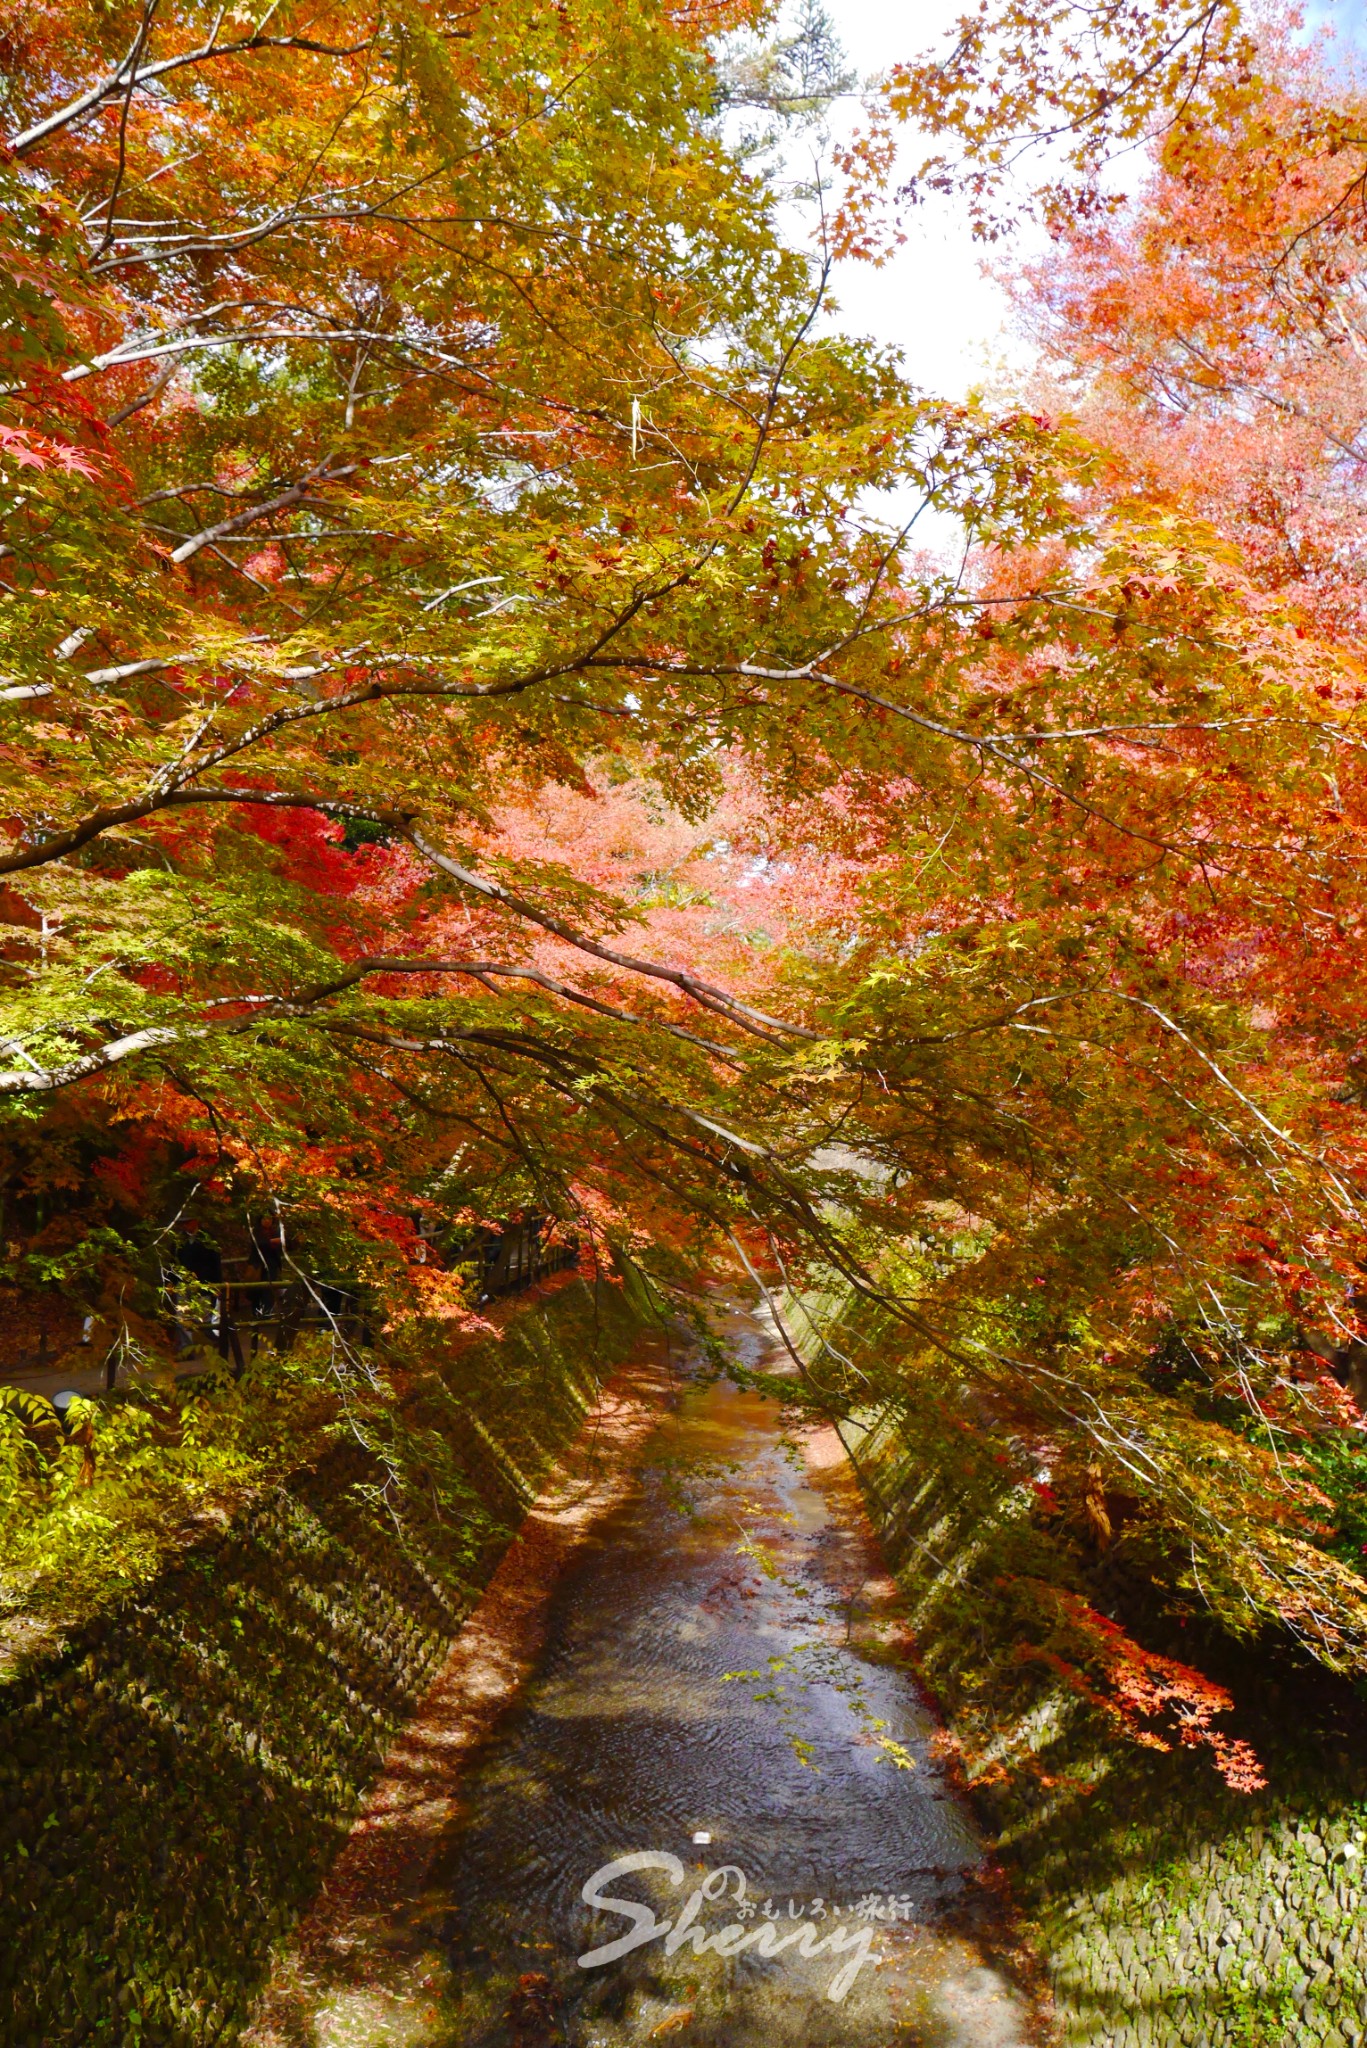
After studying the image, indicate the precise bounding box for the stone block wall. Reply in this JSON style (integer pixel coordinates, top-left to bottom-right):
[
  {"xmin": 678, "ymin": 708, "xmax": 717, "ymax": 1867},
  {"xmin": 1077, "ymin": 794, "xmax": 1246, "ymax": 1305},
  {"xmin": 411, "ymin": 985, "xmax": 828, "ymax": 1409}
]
[
  {"xmin": 0, "ymin": 1276, "xmax": 645, "ymax": 2048},
  {"xmin": 841, "ymin": 1403, "xmax": 1367, "ymax": 2048}
]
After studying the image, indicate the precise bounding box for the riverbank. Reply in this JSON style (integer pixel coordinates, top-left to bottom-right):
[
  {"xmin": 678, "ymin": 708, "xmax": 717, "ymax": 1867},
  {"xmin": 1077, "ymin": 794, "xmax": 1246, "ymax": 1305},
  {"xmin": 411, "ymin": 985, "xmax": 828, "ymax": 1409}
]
[
  {"xmin": 840, "ymin": 1400, "xmax": 1367, "ymax": 2048},
  {"xmin": 241, "ymin": 1296, "xmax": 1044, "ymax": 2048},
  {"xmin": 245, "ymin": 1330, "xmax": 683, "ymax": 2045},
  {"xmin": 0, "ymin": 1275, "xmax": 650, "ymax": 2047}
]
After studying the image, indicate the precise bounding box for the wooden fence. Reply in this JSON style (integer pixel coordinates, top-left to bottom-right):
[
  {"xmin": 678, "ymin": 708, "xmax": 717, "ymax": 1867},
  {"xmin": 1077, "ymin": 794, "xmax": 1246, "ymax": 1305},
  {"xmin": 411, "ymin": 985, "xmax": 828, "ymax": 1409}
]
[{"xmin": 164, "ymin": 1220, "xmax": 577, "ymax": 1372}]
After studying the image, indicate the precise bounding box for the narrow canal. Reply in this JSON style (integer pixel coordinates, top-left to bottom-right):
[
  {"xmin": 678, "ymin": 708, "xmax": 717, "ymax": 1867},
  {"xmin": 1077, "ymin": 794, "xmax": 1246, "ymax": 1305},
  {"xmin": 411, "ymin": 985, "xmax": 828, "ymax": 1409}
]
[{"xmin": 264, "ymin": 1304, "xmax": 1039, "ymax": 2047}]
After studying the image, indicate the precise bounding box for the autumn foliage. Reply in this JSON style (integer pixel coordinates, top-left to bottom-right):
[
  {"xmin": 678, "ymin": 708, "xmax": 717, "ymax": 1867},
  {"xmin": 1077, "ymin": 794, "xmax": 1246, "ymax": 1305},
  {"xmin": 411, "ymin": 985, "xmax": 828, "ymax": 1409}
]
[{"xmin": 5, "ymin": 0, "xmax": 1367, "ymax": 1734}]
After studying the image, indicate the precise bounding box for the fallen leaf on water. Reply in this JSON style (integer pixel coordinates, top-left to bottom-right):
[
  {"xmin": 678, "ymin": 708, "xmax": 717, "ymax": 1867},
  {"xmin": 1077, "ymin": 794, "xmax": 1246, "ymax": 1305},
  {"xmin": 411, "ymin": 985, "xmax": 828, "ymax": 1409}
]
[{"xmin": 649, "ymin": 2007, "xmax": 694, "ymax": 2037}]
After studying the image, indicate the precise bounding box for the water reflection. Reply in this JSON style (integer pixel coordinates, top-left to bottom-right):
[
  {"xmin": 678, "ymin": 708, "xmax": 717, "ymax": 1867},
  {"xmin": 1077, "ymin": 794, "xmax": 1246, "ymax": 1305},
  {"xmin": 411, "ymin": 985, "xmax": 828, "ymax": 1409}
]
[{"xmin": 410, "ymin": 1308, "xmax": 1036, "ymax": 2047}]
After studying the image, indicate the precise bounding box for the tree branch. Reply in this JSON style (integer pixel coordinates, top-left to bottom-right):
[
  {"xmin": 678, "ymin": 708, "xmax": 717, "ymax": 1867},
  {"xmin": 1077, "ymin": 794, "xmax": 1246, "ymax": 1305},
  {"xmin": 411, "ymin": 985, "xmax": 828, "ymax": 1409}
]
[
  {"xmin": 167, "ymin": 460, "xmax": 358, "ymax": 564},
  {"xmin": 10, "ymin": 25, "xmax": 380, "ymax": 158},
  {"xmin": 406, "ymin": 827, "xmax": 815, "ymax": 1043}
]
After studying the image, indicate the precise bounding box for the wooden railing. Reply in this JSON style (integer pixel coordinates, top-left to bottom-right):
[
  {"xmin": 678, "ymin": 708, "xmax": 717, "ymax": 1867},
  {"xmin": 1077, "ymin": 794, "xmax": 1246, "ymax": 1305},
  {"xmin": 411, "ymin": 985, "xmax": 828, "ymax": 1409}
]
[
  {"xmin": 163, "ymin": 1221, "xmax": 577, "ymax": 1369},
  {"xmin": 476, "ymin": 1227, "xmax": 577, "ymax": 1302},
  {"xmin": 163, "ymin": 1271, "xmax": 370, "ymax": 1373}
]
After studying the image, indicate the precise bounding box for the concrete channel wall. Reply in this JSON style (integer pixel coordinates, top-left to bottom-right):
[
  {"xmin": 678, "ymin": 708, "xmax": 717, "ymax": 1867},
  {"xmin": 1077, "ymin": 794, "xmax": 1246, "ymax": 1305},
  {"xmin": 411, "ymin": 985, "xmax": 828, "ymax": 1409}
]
[
  {"xmin": 0, "ymin": 1276, "xmax": 646, "ymax": 2048},
  {"xmin": 841, "ymin": 1404, "xmax": 1367, "ymax": 2048}
]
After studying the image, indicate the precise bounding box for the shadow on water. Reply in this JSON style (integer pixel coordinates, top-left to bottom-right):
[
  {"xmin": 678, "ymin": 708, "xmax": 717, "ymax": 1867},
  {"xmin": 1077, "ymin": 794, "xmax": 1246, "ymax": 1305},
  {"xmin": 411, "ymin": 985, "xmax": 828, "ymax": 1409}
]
[{"xmin": 353, "ymin": 1305, "xmax": 1042, "ymax": 2048}]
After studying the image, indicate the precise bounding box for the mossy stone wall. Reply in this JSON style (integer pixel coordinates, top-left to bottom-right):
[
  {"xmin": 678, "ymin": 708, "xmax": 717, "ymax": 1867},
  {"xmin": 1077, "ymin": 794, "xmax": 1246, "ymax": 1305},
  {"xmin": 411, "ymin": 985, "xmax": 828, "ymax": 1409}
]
[
  {"xmin": 842, "ymin": 1403, "xmax": 1367, "ymax": 2048},
  {"xmin": 0, "ymin": 1277, "xmax": 645, "ymax": 2048}
]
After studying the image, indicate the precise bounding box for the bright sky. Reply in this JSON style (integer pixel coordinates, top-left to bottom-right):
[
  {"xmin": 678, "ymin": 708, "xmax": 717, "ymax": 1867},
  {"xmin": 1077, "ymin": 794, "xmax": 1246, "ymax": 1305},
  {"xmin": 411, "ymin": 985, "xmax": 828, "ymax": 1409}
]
[
  {"xmin": 817, "ymin": 0, "xmax": 1034, "ymax": 405},
  {"xmin": 817, "ymin": 0, "xmax": 1367, "ymax": 405}
]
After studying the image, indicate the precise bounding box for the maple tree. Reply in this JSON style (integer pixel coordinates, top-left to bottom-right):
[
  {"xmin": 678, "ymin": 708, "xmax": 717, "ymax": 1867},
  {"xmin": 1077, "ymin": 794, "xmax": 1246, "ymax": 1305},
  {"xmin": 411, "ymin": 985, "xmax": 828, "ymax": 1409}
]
[
  {"xmin": 813, "ymin": 1, "xmax": 1367, "ymax": 1692},
  {"xmin": 0, "ymin": 0, "xmax": 1063, "ymax": 1320},
  {"xmin": 6, "ymin": 0, "xmax": 1367, "ymax": 1726}
]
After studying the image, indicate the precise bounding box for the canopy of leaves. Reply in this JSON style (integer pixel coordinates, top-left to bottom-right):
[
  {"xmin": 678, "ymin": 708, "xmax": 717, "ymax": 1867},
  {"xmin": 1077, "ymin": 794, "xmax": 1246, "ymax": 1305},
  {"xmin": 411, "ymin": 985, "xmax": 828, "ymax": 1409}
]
[{"xmin": 6, "ymin": 0, "xmax": 1367, "ymax": 1703}]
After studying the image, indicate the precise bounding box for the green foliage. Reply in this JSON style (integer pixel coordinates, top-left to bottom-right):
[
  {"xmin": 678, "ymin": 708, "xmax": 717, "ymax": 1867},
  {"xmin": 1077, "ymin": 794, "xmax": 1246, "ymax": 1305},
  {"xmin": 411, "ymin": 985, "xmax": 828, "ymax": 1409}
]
[
  {"xmin": 0, "ymin": 1277, "xmax": 646, "ymax": 2046},
  {"xmin": 1302, "ymin": 1433, "xmax": 1367, "ymax": 1573},
  {"xmin": 5, "ymin": 0, "xmax": 1367, "ymax": 1696},
  {"xmin": 0, "ymin": 1349, "xmax": 339, "ymax": 1636},
  {"xmin": 847, "ymin": 1380, "xmax": 1367, "ymax": 2046}
]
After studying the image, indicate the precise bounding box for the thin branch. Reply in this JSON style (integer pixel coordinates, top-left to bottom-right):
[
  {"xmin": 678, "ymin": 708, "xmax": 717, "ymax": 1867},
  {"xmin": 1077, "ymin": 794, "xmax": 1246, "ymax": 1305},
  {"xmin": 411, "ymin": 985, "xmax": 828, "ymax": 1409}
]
[
  {"xmin": 167, "ymin": 461, "xmax": 358, "ymax": 564},
  {"xmin": 406, "ymin": 826, "xmax": 815, "ymax": 1044},
  {"xmin": 104, "ymin": 357, "xmax": 177, "ymax": 429},
  {"xmin": 10, "ymin": 23, "xmax": 380, "ymax": 158},
  {"xmin": 90, "ymin": 0, "xmax": 161, "ymax": 266}
]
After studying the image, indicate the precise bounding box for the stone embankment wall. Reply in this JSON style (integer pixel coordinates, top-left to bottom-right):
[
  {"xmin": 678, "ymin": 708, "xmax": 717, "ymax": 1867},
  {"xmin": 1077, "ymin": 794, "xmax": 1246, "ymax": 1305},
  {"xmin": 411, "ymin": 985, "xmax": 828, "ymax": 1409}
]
[
  {"xmin": 842, "ymin": 1404, "xmax": 1367, "ymax": 2048},
  {"xmin": 0, "ymin": 1276, "xmax": 646, "ymax": 2048}
]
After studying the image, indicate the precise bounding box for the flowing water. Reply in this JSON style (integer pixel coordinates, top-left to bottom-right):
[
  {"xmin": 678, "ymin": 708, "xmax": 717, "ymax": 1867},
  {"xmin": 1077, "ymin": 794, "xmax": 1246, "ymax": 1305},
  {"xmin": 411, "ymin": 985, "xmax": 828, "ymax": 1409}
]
[
  {"xmin": 289, "ymin": 1305, "xmax": 1038, "ymax": 2047},
  {"xmin": 399, "ymin": 1305, "xmax": 1038, "ymax": 2048}
]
